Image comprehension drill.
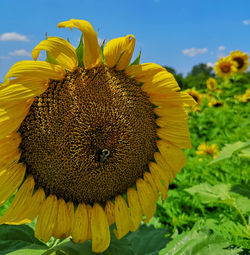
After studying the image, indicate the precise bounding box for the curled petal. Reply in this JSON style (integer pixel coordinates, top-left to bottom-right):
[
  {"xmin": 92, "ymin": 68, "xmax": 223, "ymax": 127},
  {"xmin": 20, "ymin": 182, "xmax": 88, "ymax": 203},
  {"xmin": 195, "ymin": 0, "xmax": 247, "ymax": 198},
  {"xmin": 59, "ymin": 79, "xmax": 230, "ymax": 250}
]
[
  {"xmin": 104, "ymin": 35, "xmax": 135, "ymax": 70},
  {"xmin": 58, "ymin": 19, "xmax": 101, "ymax": 69}
]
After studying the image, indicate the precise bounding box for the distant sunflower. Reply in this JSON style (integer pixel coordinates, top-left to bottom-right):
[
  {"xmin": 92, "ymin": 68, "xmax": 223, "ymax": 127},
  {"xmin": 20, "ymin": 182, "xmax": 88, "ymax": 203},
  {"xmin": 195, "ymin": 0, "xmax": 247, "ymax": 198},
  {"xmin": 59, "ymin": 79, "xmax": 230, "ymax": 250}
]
[
  {"xmin": 208, "ymin": 98, "xmax": 223, "ymax": 107},
  {"xmin": 196, "ymin": 143, "xmax": 219, "ymax": 159},
  {"xmin": 230, "ymin": 50, "xmax": 249, "ymax": 73},
  {"xmin": 214, "ymin": 56, "xmax": 237, "ymax": 78},
  {"xmin": 0, "ymin": 19, "xmax": 195, "ymax": 252},
  {"xmin": 234, "ymin": 89, "xmax": 250, "ymax": 102},
  {"xmin": 206, "ymin": 77, "xmax": 217, "ymax": 91}
]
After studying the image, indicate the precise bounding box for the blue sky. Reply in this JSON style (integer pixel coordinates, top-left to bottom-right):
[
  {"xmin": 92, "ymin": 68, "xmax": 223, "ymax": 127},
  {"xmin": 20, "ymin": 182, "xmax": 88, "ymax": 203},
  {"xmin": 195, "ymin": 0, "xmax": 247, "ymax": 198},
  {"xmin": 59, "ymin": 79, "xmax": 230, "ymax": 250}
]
[{"xmin": 1, "ymin": 0, "xmax": 250, "ymax": 81}]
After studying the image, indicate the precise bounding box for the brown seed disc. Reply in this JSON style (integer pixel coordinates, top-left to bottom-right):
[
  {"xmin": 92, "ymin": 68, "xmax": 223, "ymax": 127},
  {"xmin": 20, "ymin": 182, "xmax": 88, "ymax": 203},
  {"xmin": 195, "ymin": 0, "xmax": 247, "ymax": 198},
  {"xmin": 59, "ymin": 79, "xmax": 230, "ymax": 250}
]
[
  {"xmin": 233, "ymin": 57, "xmax": 244, "ymax": 69},
  {"xmin": 18, "ymin": 65, "xmax": 157, "ymax": 204}
]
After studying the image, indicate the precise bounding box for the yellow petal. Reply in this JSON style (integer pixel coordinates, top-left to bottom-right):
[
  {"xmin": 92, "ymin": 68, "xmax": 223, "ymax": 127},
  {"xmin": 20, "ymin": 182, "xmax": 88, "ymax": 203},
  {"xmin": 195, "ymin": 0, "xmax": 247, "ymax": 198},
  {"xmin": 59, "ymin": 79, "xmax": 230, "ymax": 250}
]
[
  {"xmin": 149, "ymin": 163, "xmax": 169, "ymax": 201},
  {"xmin": 0, "ymin": 163, "xmax": 26, "ymax": 207},
  {"xmin": 157, "ymin": 140, "xmax": 186, "ymax": 174},
  {"xmin": 58, "ymin": 19, "xmax": 101, "ymax": 69},
  {"xmin": 11, "ymin": 188, "xmax": 45, "ymax": 225},
  {"xmin": 143, "ymin": 172, "xmax": 158, "ymax": 196},
  {"xmin": 35, "ymin": 195, "xmax": 58, "ymax": 242},
  {"xmin": 157, "ymin": 126, "xmax": 191, "ymax": 149},
  {"xmin": 113, "ymin": 195, "xmax": 132, "ymax": 239},
  {"xmin": 125, "ymin": 63, "xmax": 165, "ymax": 80},
  {"xmin": 66, "ymin": 201, "xmax": 75, "ymax": 237},
  {"xmin": 0, "ymin": 80, "xmax": 45, "ymax": 103},
  {"xmin": 71, "ymin": 203, "xmax": 89, "ymax": 243},
  {"xmin": 91, "ymin": 203, "xmax": 110, "ymax": 253},
  {"xmin": 32, "ymin": 37, "xmax": 78, "ymax": 71},
  {"xmin": 0, "ymin": 175, "xmax": 34, "ymax": 224},
  {"xmin": 0, "ymin": 101, "xmax": 32, "ymax": 139},
  {"xmin": 86, "ymin": 205, "xmax": 92, "ymax": 240},
  {"xmin": 103, "ymin": 35, "xmax": 135, "ymax": 70},
  {"xmin": 0, "ymin": 133, "xmax": 21, "ymax": 160},
  {"xmin": 153, "ymin": 152, "xmax": 175, "ymax": 182},
  {"xmin": 105, "ymin": 200, "xmax": 115, "ymax": 226},
  {"xmin": 53, "ymin": 198, "xmax": 72, "ymax": 239},
  {"xmin": 136, "ymin": 178, "xmax": 157, "ymax": 223},
  {"xmin": 127, "ymin": 188, "xmax": 143, "ymax": 232},
  {"xmin": 0, "ymin": 151, "xmax": 21, "ymax": 171},
  {"xmin": 4, "ymin": 61, "xmax": 65, "ymax": 83},
  {"xmin": 141, "ymin": 71, "xmax": 179, "ymax": 92}
]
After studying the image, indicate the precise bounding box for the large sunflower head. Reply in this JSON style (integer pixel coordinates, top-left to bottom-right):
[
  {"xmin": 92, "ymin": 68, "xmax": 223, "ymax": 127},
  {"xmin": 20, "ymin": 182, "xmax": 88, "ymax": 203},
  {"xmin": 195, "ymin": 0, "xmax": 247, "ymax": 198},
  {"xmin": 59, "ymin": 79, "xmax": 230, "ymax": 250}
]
[
  {"xmin": 230, "ymin": 50, "xmax": 249, "ymax": 73},
  {"xmin": 0, "ymin": 19, "xmax": 195, "ymax": 252},
  {"xmin": 214, "ymin": 56, "xmax": 237, "ymax": 78}
]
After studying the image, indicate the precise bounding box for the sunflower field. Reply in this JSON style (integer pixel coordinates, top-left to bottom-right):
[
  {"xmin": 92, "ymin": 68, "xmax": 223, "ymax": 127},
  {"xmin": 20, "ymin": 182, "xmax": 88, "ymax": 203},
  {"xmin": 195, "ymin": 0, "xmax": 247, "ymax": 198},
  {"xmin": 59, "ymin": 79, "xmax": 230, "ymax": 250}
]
[{"xmin": 0, "ymin": 22, "xmax": 250, "ymax": 255}]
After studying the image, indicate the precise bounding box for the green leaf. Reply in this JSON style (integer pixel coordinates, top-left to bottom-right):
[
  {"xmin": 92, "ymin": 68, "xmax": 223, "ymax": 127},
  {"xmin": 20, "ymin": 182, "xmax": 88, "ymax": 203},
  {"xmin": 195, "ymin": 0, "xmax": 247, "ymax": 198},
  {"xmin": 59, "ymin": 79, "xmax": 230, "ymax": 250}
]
[
  {"xmin": 185, "ymin": 183, "xmax": 232, "ymax": 204},
  {"xmin": 75, "ymin": 34, "xmax": 83, "ymax": 67},
  {"xmin": 159, "ymin": 225, "xmax": 242, "ymax": 255},
  {"xmin": 129, "ymin": 51, "xmax": 141, "ymax": 66},
  {"xmin": 126, "ymin": 224, "xmax": 170, "ymax": 255},
  {"xmin": 2, "ymin": 224, "xmax": 169, "ymax": 255},
  {"xmin": 235, "ymin": 196, "xmax": 250, "ymax": 214},
  {"xmin": 46, "ymin": 52, "xmax": 59, "ymax": 65},
  {"xmin": 0, "ymin": 224, "xmax": 47, "ymax": 255},
  {"xmin": 231, "ymin": 184, "xmax": 250, "ymax": 198},
  {"xmin": 238, "ymin": 148, "xmax": 250, "ymax": 159},
  {"xmin": 209, "ymin": 141, "xmax": 250, "ymax": 165}
]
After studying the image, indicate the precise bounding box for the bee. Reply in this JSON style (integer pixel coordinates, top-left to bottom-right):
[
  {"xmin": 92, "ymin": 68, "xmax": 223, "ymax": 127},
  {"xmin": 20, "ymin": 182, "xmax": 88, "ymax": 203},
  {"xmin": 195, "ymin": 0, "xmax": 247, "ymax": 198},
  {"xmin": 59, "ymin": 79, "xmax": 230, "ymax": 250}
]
[{"xmin": 98, "ymin": 149, "xmax": 110, "ymax": 163}]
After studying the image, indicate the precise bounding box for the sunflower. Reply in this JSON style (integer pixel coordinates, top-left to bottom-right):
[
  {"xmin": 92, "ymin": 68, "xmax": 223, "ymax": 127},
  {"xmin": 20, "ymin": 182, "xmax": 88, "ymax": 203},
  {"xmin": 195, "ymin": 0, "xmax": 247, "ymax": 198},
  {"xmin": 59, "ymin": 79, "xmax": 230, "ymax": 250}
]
[
  {"xmin": 208, "ymin": 98, "xmax": 223, "ymax": 107},
  {"xmin": 230, "ymin": 50, "xmax": 249, "ymax": 73},
  {"xmin": 214, "ymin": 56, "xmax": 237, "ymax": 78},
  {"xmin": 196, "ymin": 143, "xmax": 219, "ymax": 159},
  {"xmin": 206, "ymin": 77, "xmax": 217, "ymax": 91},
  {"xmin": 234, "ymin": 89, "xmax": 250, "ymax": 102},
  {"xmin": 185, "ymin": 89, "xmax": 202, "ymax": 105},
  {"xmin": 0, "ymin": 19, "xmax": 195, "ymax": 252}
]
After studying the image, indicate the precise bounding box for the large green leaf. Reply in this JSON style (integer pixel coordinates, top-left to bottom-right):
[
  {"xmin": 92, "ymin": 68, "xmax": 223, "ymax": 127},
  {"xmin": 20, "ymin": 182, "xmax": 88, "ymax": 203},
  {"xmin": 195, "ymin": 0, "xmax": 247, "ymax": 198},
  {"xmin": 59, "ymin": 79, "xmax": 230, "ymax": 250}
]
[
  {"xmin": 0, "ymin": 225, "xmax": 47, "ymax": 255},
  {"xmin": 209, "ymin": 141, "xmax": 250, "ymax": 165},
  {"xmin": 231, "ymin": 184, "xmax": 250, "ymax": 198},
  {"xmin": 185, "ymin": 183, "xmax": 232, "ymax": 204},
  {"xmin": 159, "ymin": 225, "xmax": 242, "ymax": 255},
  {"xmin": 3, "ymin": 224, "xmax": 169, "ymax": 255}
]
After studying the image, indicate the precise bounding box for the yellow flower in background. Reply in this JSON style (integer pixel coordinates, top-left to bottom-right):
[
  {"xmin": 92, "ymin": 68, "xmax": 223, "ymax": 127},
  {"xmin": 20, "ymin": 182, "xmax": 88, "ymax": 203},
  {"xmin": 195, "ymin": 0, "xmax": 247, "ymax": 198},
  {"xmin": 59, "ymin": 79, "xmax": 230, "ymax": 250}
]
[
  {"xmin": 214, "ymin": 56, "xmax": 237, "ymax": 78},
  {"xmin": 230, "ymin": 50, "xmax": 249, "ymax": 73},
  {"xmin": 185, "ymin": 89, "xmax": 202, "ymax": 111},
  {"xmin": 0, "ymin": 19, "xmax": 195, "ymax": 252},
  {"xmin": 234, "ymin": 89, "xmax": 250, "ymax": 102},
  {"xmin": 196, "ymin": 143, "xmax": 219, "ymax": 159},
  {"xmin": 206, "ymin": 77, "xmax": 217, "ymax": 91},
  {"xmin": 185, "ymin": 89, "xmax": 202, "ymax": 105},
  {"xmin": 208, "ymin": 98, "xmax": 223, "ymax": 107}
]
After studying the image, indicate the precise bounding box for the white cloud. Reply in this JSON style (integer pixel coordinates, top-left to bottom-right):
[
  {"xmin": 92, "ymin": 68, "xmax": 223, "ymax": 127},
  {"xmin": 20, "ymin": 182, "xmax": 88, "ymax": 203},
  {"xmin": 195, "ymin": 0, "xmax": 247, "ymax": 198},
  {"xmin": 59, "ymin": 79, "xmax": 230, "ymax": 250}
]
[
  {"xmin": 242, "ymin": 19, "xmax": 250, "ymax": 25},
  {"xmin": 182, "ymin": 48, "xmax": 208, "ymax": 57},
  {"xmin": 9, "ymin": 49, "xmax": 31, "ymax": 57},
  {"xmin": 0, "ymin": 32, "xmax": 29, "ymax": 42},
  {"xmin": 218, "ymin": 46, "xmax": 226, "ymax": 51},
  {"xmin": 207, "ymin": 62, "xmax": 214, "ymax": 68}
]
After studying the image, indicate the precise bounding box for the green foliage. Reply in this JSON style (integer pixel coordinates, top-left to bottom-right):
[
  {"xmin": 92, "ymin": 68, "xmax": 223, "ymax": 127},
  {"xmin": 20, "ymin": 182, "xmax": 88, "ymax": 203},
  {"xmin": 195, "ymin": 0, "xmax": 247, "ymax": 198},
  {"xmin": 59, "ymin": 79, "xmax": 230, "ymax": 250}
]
[
  {"xmin": 188, "ymin": 63, "xmax": 215, "ymax": 77},
  {"xmin": 0, "ymin": 224, "xmax": 169, "ymax": 255},
  {"xmin": 159, "ymin": 223, "xmax": 242, "ymax": 255},
  {"xmin": 209, "ymin": 141, "xmax": 250, "ymax": 165},
  {"xmin": 75, "ymin": 35, "xmax": 83, "ymax": 67}
]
